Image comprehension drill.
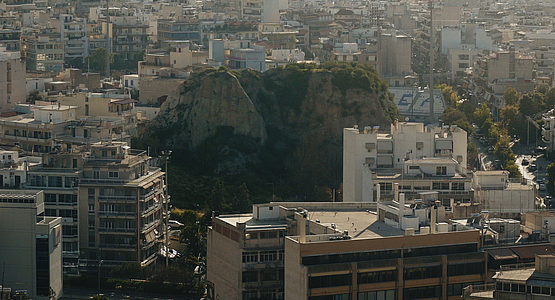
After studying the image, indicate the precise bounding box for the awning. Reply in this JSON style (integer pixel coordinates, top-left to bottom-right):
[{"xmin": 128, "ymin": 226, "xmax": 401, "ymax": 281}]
[
  {"xmin": 377, "ymin": 141, "xmax": 393, "ymax": 151},
  {"xmin": 436, "ymin": 140, "xmax": 453, "ymax": 150},
  {"xmin": 527, "ymin": 280, "xmax": 555, "ymax": 288},
  {"xmin": 145, "ymin": 230, "xmax": 156, "ymax": 243}
]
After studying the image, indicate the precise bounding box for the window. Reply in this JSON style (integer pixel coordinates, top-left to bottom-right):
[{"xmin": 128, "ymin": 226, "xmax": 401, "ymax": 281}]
[
  {"xmin": 458, "ymin": 54, "xmax": 469, "ymax": 60},
  {"xmin": 242, "ymin": 251, "xmax": 258, "ymax": 263},
  {"xmin": 88, "ymin": 204, "xmax": 95, "ymax": 213},
  {"xmin": 309, "ymin": 274, "xmax": 352, "ymax": 288},
  {"xmin": 93, "ymin": 171, "xmax": 99, "ymax": 179},
  {"xmin": 458, "ymin": 62, "xmax": 469, "ymax": 68},
  {"xmin": 108, "ymin": 171, "xmax": 119, "ymax": 178},
  {"xmin": 452, "ymin": 182, "xmax": 465, "ymax": 190},
  {"xmin": 358, "ymin": 270, "xmax": 397, "ymax": 283},
  {"xmin": 432, "ymin": 182, "xmax": 450, "ymax": 190},
  {"xmin": 260, "ymin": 250, "xmax": 278, "ymax": 262},
  {"xmin": 242, "ymin": 271, "xmax": 258, "ymax": 282},
  {"xmin": 403, "ymin": 286, "xmax": 441, "ymax": 299},
  {"xmin": 45, "ymin": 209, "xmax": 56, "ymax": 216},
  {"xmin": 404, "ymin": 266, "xmax": 442, "ymax": 280},
  {"xmin": 358, "ymin": 290, "xmax": 395, "ymax": 300},
  {"xmin": 45, "ymin": 193, "xmax": 57, "ymax": 203},
  {"xmin": 436, "ymin": 166, "xmax": 447, "ymax": 175},
  {"xmin": 447, "ymin": 262, "xmax": 485, "ymax": 276}
]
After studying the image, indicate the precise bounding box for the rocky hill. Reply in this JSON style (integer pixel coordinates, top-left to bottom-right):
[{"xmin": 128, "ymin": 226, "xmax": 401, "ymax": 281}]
[{"xmin": 142, "ymin": 62, "xmax": 398, "ymax": 205}]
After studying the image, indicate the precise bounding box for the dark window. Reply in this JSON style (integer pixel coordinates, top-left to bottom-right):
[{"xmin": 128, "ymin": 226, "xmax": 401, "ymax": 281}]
[
  {"xmin": 358, "ymin": 270, "xmax": 397, "ymax": 283},
  {"xmin": 404, "ymin": 266, "xmax": 442, "ymax": 280},
  {"xmin": 447, "ymin": 262, "xmax": 485, "ymax": 276},
  {"xmin": 242, "ymin": 271, "xmax": 258, "ymax": 282},
  {"xmin": 404, "ymin": 286, "xmax": 441, "ymax": 299},
  {"xmin": 309, "ymin": 274, "xmax": 352, "ymax": 289}
]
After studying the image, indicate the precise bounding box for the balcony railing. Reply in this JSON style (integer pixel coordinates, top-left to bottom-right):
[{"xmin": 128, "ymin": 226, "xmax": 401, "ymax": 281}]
[
  {"xmin": 97, "ymin": 195, "xmax": 137, "ymax": 202},
  {"xmin": 98, "ymin": 211, "xmax": 137, "ymax": 218},
  {"xmin": 99, "ymin": 243, "xmax": 136, "ymax": 250},
  {"xmin": 98, "ymin": 227, "xmax": 137, "ymax": 233}
]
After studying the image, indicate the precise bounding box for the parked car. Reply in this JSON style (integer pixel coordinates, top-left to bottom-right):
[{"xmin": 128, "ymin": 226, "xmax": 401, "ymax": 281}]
[
  {"xmin": 522, "ymin": 158, "xmax": 529, "ymax": 166},
  {"xmin": 539, "ymin": 183, "xmax": 547, "ymax": 191},
  {"xmin": 529, "ymin": 164, "xmax": 537, "ymax": 171},
  {"xmin": 487, "ymin": 146, "xmax": 494, "ymax": 153},
  {"xmin": 168, "ymin": 220, "xmax": 184, "ymax": 229}
]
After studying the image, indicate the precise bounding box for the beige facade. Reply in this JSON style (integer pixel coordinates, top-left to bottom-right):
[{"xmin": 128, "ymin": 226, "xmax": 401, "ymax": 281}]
[
  {"xmin": 379, "ymin": 32, "xmax": 412, "ymax": 77},
  {"xmin": 0, "ymin": 49, "xmax": 25, "ymax": 113},
  {"xmin": 78, "ymin": 142, "xmax": 165, "ymax": 272},
  {"xmin": 0, "ymin": 190, "xmax": 63, "ymax": 299},
  {"xmin": 208, "ymin": 201, "xmax": 487, "ymax": 300}
]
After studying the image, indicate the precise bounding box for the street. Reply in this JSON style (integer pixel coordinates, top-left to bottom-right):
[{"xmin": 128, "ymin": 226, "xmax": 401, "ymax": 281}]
[{"xmin": 62, "ymin": 287, "xmax": 198, "ymax": 300}]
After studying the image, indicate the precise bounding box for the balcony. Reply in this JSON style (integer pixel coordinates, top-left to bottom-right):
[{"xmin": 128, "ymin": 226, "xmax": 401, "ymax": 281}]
[
  {"xmin": 141, "ymin": 203, "xmax": 161, "ymax": 218},
  {"xmin": 98, "ymin": 227, "xmax": 137, "ymax": 233},
  {"xmin": 243, "ymin": 261, "xmax": 284, "ymax": 270},
  {"xmin": 139, "ymin": 189, "xmax": 158, "ymax": 202},
  {"xmin": 98, "ymin": 211, "xmax": 137, "ymax": 218},
  {"xmin": 98, "ymin": 243, "xmax": 136, "ymax": 250},
  {"xmin": 97, "ymin": 195, "xmax": 137, "ymax": 202},
  {"xmin": 141, "ymin": 220, "xmax": 160, "ymax": 233},
  {"xmin": 141, "ymin": 252, "xmax": 158, "ymax": 267},
  {"xmin": 243, "ymin": 280, "xmax": 284, "ymax": 289}
]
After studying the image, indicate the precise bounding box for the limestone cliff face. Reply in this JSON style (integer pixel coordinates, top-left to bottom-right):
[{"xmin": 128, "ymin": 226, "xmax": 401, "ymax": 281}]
[
  {"xmin": 154, "ymin": 71, "xmax": 267, "ymax": 150},
  {"xmin": 145, "ymin": 63, "xmax": 398, "ymax": 186}
]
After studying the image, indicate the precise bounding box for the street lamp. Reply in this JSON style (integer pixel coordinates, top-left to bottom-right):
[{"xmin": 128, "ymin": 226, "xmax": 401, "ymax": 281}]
[
  {"xmin": 97, "ymin": 259, "xmax": 104, "ymax": 296},
  {"xmin": 161, "ymin": 150, "xmax": 172, "ymax": 267}
]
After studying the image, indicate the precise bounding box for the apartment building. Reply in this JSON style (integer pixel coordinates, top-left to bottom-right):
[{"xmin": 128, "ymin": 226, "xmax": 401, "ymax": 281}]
[
  {"xmin": 0, "ymin": 48, "xmax": 25, "ymax": 113},
  {"xmin": 343, "ymin": 122, "xmax": 467, "ymax": 203},
  {"xmin": 50, "ymin": 14, "xmax": 89, "ymax": 61},
  {"xmin": 24, "ymin": 151, "xmax": 84, "ymax": 275},
  {"xmin": 207, "ymin": 201, "xmax": 487, "ymax": 300},
  {"xmin": 0, "ymin": 190, "xmax": 63, "ymax": 299},
  {"xmin": 25, "ymin": 35, "xmax": 65, "ymax": 72},
  {"xmin": 157, "ymin": 18, "xmax": 201, "ymax": 47},
  {"xmin": 472, "ymin": 48, "xmax": 534, "ymax": 94},
  {"xmin": 389, "ymin": 87, "xmax": 446, "ymax": 120},
  {"xmin": 103, "ymin": 16, "xmax": 150, "ymax": 60},
  {"xmin": 78, "ymin": 142, "xmax": 165, "ymax": 272},
  {"xmin": 209, "ymin": 40, "xmax": 266, "ymax": 72},
  {"xmin": 0, "ymin": 104, "xmax": 76, "ymax": 153},
  {"xmin": 0, "ymin": 27, "xmax": 21, "ymax": 51}
]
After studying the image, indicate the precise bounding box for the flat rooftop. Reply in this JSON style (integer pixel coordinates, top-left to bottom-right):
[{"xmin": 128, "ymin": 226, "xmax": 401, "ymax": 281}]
[{"xmin": 307, "ymin": 209, "xmax": 404, "ymax": 239}]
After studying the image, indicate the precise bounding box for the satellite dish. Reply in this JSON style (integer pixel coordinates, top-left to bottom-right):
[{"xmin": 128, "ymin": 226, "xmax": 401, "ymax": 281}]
[{"xmin": 405, "ymin": 117, "xmax": 409, "ymax": 122}]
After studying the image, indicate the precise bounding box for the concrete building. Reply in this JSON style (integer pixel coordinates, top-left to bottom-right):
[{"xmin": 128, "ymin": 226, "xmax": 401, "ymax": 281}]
[
  {"xmin": 463, "ymin": 254, "xmax": 555, "ymax": 299},
  {"xmin": 104, "ymin": 16, "xmax": 149, "ymax": 60},
  {"xmin": 24, "ymin": 151, "xmax": 84, "ymax": 275},
  {"xmin": 50, "ymin": 14, "xmax": 89, "ymax": 61},
  {"xmin": 473, "ymin": 49, "xmax": 534, "ymax": 94},
  {"xmin": 541, "ymin": 109, "xmax": 555, "ymax": 157},
  {"xmin": 209, "ymin": 40, "xmax": 266, "ymax": 72},
  {"xmin": 207, "ymin": 201, "xmax": 487, "ymax": 300},
  {"xmin": 343, "ymin": 122, "xmax": 467, "ymax": 203},
  {"xmin": 0, "ymin": 104, "xmax": 77, "ymax": 153},
  {"xmin": 473, "ymin": 171, "xmax": 535, "ymax": 214},
  {"xmin": 0, "ymin": 190, "xmax": 63, "ymax": 299},
  {"xmin": 0, "ymin": 48, "xmax": 26, "ymax": 113},
  {"xmin": 25, "ymin": 35, "xmax": 65, "ymax": 72},
  {"xmin": 379, "ymin": 32, "xmax": 412, "ymax": 82},
  {"xmin": 78, "ymin": 142, "xmax": 166, "ymax": 272}
]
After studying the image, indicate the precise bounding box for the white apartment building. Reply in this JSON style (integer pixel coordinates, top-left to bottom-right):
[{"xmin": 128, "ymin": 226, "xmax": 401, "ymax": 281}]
[
  {"xmin": 209, "ymin": 40, "xmax": 266, "ymax": 72},
  {"xmin": 343, "ymin": 122, "xmax": 467, "ymax": 203}
]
